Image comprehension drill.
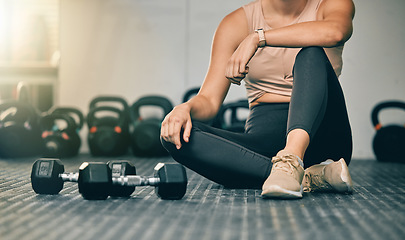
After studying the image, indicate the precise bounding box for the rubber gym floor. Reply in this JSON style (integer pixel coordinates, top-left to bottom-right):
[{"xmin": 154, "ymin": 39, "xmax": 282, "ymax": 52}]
[{"xmin": 0, "ymin": 155, "xmax": 404, "ymax": 240}]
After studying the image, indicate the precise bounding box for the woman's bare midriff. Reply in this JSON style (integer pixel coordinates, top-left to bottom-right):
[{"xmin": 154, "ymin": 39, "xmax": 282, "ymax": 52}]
[{"xmin": 250, "ymin": 92, "xmax": 291, "ymax": 108}]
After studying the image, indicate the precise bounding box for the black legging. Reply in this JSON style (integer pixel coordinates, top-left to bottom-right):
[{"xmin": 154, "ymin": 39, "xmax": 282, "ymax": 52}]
[{"xmin": 161, "ymin": 47, "xmax": 352, "ymax": 189}]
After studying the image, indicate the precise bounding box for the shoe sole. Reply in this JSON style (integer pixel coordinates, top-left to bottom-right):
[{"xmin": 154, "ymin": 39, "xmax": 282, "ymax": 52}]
[{"xmin": 261, "ymin": 185, "xmax": 303, "ymax": 199}]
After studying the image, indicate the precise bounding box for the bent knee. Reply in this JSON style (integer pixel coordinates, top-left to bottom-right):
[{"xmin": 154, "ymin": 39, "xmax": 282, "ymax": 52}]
[{"xmin": 296, "ymin": 46, "xmax": 326, "ymax": 61}]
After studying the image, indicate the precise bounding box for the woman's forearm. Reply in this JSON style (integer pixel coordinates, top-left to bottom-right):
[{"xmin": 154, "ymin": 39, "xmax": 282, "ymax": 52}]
[
  {"xmin": 263, "ymin": 20, "xmax": 352, "ymax": 48},
  {"xmin": 261, "ymin": 0, "xmax": 355, "ymax": 48}
]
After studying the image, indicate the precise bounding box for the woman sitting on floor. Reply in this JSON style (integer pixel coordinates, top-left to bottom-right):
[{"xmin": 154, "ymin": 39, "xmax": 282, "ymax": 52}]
[{"xmin": 161, "ymin": 0, "xmax": 355, "ymax": 199}]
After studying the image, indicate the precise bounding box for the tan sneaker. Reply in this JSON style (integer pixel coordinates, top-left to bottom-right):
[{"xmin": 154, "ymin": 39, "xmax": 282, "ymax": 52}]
[
  {"xmin": 302, "ymin": 158, "xmax": 353, "ymax": 193},
  {"xmin": 261, "ymin": 150, "xmax": 305, "ymax": 199}
]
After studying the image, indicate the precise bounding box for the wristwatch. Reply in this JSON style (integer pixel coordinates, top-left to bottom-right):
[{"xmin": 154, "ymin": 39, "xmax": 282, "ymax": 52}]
[{"xmin": 255, "ymin": 28, "xmax": 266, "ymax": 48}]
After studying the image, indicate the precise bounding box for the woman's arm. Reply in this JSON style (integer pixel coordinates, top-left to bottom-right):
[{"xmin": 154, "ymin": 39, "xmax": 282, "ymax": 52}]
[
  {"xmin": 161, "ymin": 8, "xmax": 248, "ymax": 149},
  {"xmin": 226, "ymin": 0, "xmax": 355, "ymax": 83},
  {"xmin": 191, "ymin": 7, "xmax": 249, "ymax": 119},
  {"xmin": 265, "ymin": 0, "xmax": 355, "ymax": 48}
]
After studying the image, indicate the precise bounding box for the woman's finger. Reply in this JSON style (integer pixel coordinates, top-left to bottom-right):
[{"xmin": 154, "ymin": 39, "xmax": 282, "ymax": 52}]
[{"xmin": 183, "ymin": 118, "xmax": 192, "ymax": 143}]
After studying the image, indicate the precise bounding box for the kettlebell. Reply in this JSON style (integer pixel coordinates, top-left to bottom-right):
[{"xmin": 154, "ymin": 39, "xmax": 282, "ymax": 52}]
[
  {"xmin": 89, "ymin": 96, "xmax": 130, "ymax": 127},
  {"xmin": 50, "ymin": 107, "xmax": 85, "ymax": 132},
  {"xmin": 40, "ymin": 113, "xmax": 80, "ymax": 158},
  {"xmin": 87, "ymin": 96, "xmax": 130, "ymax": 156},
  {"xmin": 215, "ymin": 99, "xmax": 249, "ymax": 133},
  {"xmin": 0, "ymin": 100, "xmax": 44, "ymax": 158},
  {"xmin": 371, "ymin": 100, "xmax": 405, "ymax": 163},
  {"xmin": 49, "ymin": 107, "xmax": 84, "ymax": 157},
  {"xmin": 130, "ymin": 95, "xmax": 173, "ymax": 157},
  {"xmin": 87, "ymin": 106, "xmax": 129, "ymax": 156}
]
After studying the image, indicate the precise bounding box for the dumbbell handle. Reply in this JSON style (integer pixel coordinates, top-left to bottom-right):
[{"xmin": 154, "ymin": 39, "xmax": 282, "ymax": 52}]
[
  {"xmin": 58, "ymin": 172, "xmax": 161, "ymax": 186},
  {"xmin": 59, "ymin": 172, "xmax": 79, "ymax": 182},
  {"xmin": 112, "ymin": 176, "xmax": 160, "ymax": 186}
]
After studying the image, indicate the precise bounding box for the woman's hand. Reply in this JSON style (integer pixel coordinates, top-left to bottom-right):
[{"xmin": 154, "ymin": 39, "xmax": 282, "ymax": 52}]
[
  {"xmin": 225, "ymin": 33, "xmax": 259, "ymax": 85},
  {"xmin": 160, "ymin": 104, "xmax": 193, "ymax": 150}
]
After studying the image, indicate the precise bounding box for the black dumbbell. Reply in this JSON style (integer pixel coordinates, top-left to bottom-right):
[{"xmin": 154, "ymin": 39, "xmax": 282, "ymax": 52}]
[
  {"xmin": 31, "ymin": 158, "xmax": 111, "ymax": 200},
  {"xmin": 108, "ymin": 160, "xmax": 188, "ymax": 200},
  {"xmin": 31, "ymin": 158, "xmax": 188, "ymax": 200}
]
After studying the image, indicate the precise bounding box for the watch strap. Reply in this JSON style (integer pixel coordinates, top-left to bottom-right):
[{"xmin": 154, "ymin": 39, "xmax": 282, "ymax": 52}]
[{"xmin": 255, "ymin": 28, "xmax": 266, "ymax": 48}]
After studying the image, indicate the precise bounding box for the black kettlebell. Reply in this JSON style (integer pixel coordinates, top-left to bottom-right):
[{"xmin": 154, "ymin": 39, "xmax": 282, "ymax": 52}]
[
  {"xmin": 0, "ymin": 100, "xmax": 44, "ymax": 158},
  {"xmin": 49, "ymin": 106, "xmax": 84, "ymax": 156},
  {"xmin": 130, "ymin": 95, "xmax": 173, "ymax": 157},
  {"xmin": 40, "ymin": 113, "xmax": 80, "ymax": 158},
  {"xmin": 215, "ymin": 99, "xmax": 249, "ymax": 133},
  {"xmin": 87, "ymin": 106, "xmax": 129, "ymax": 156},
  {"xmin": 50, "ymin": 107, "xmax": 85, "ymax": 132},
  {"xmin": 87, "ymin": 96, "xmax": 130, "ymax": 156},
  {"xmin": 49, "ymin": 107, "xmax": 84, "ymax": 156},
  {"xmin": 371, "ymin": 100, "xmax": 405, "ymax": 163},
  {"xmin": 89, "ymin": 96, "xmax": 130, "ymax": 127}
]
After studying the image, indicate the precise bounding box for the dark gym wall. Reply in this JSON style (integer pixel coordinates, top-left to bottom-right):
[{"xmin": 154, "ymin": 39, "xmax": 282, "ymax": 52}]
[{"xmin": 58, "ymin": 0, "xmax": 405, "ymax": 158}]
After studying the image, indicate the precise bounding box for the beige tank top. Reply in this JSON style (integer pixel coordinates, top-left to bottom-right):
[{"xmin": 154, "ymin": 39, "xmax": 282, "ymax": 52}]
[{"xmin": 242, "ymin": 0, "xmax": 344, "ymax": 103}]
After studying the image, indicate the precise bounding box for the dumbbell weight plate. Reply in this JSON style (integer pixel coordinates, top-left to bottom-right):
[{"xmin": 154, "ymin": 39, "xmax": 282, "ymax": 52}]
[
  {"xmin": 154, "ymin": 163, "xmax": 187, "ymax": 200},
  {"xmin": 78, "ymin": 162, "xmax": 112, "ymax": 200},
  {"xmin": 107, "ymin": 160, "xmax": 137, "ymax": 197},
  {"xmin": 31, "ymin": 159, "xmax": 65, "ymax": 195}
]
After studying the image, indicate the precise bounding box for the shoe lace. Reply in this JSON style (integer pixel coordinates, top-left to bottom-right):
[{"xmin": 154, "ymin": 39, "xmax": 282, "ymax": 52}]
[{"xmin": 271, "ymin": 154, "xmax": 300, "ymax": 176}]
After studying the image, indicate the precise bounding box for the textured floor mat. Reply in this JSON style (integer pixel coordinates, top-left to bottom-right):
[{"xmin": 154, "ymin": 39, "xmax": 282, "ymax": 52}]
[{"xmin": 0, "ymin": 155, "xmax": 404, "ymax": 240}]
